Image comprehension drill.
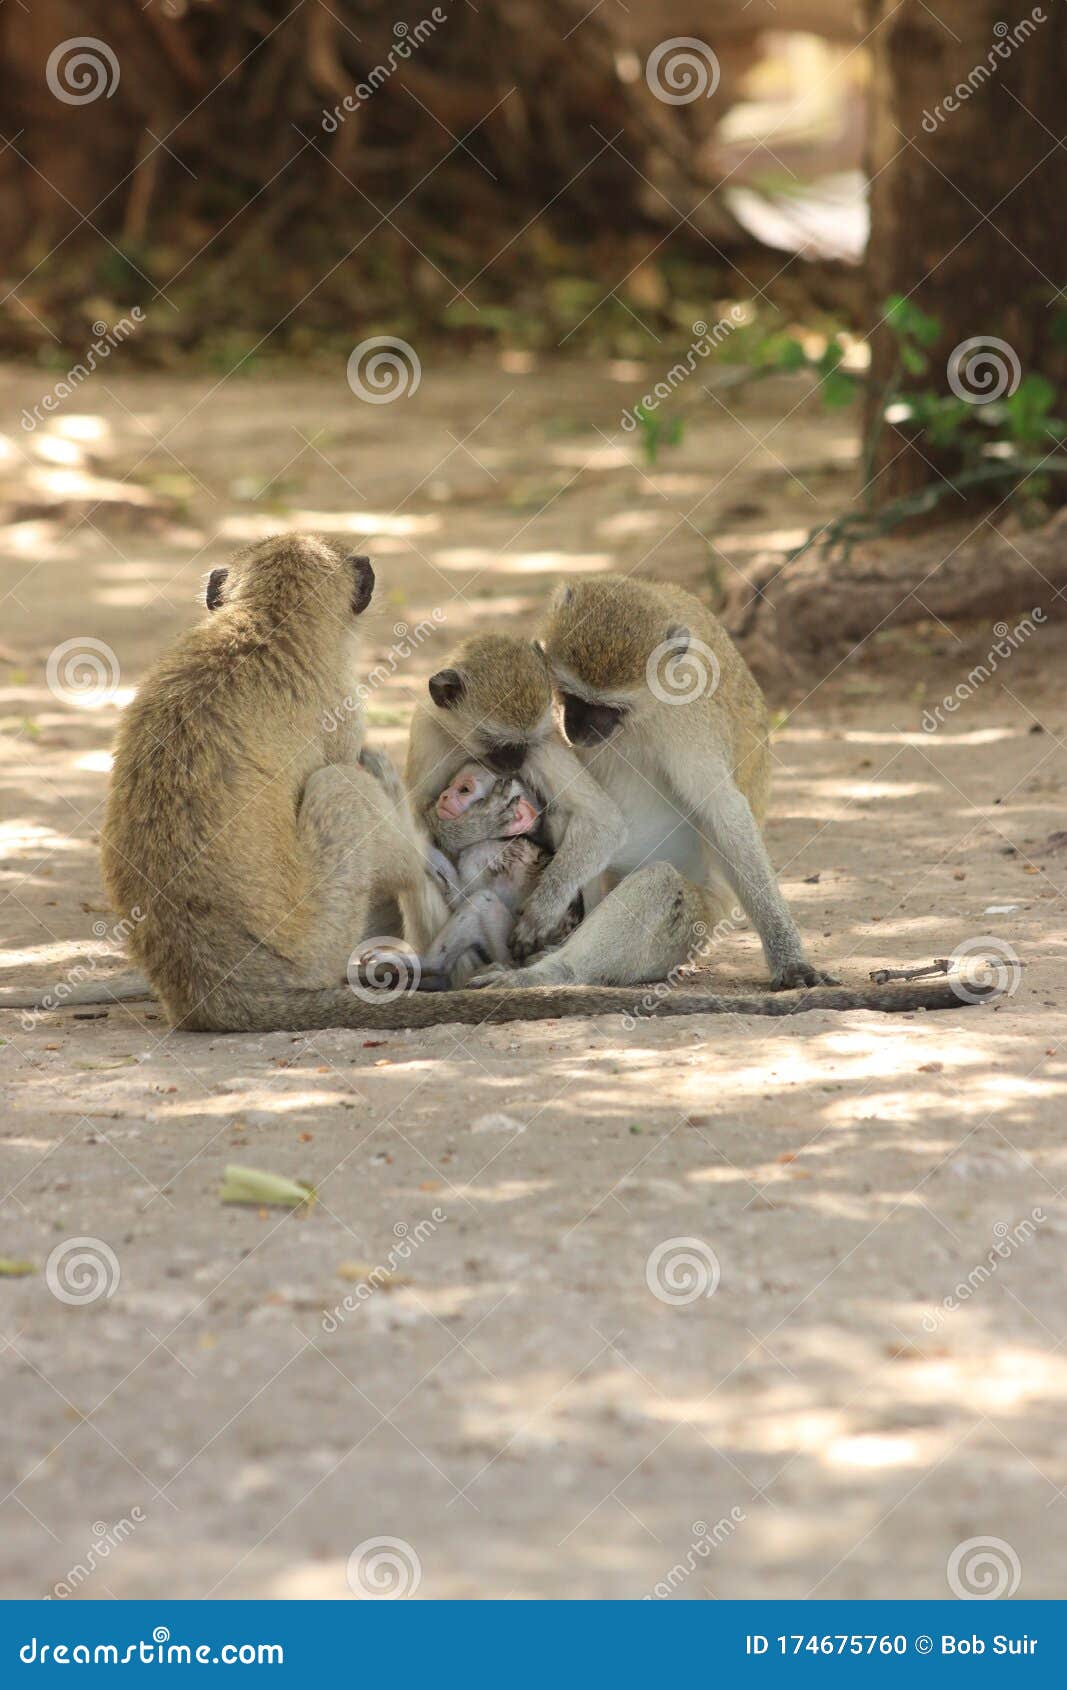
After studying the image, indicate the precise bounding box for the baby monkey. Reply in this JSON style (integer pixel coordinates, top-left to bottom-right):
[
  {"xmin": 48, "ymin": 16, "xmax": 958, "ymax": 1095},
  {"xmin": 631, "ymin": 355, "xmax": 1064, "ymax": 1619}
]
[{"xmin": 360, "ymin": 763, "xmax": 581, "ymax": 992}]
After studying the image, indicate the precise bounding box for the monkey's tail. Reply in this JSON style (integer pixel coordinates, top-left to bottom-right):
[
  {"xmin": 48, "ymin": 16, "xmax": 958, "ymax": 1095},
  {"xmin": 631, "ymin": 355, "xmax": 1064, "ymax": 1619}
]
[
  {"xmin": 186, "ymin": 977, "xmax": 980, "ymax": 1033},
  {"xmin": 0, "ymin": 971, "xmax": 155, "ymax": 1013}
]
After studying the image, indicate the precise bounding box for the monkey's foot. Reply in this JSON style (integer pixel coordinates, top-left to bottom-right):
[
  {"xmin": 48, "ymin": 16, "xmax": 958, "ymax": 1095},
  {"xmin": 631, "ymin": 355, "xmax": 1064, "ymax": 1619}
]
[
  {"xmin": 509, "ymin": 900, "xmax": 571, "ymax": 964},
  {"xmin": 771, "ymin": 961, "xmax": 841, "ymax": 991}
]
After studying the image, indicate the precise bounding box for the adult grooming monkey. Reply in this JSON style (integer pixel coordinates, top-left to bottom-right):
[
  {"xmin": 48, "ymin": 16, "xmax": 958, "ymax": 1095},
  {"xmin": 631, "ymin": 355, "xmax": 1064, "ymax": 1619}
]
[
  {"xmin": 521, "ymin": 574, "xmax": 837, "ymax": 993},
  {"xmin": 405, "ymin": 633, "xmax": 628, "ymax": 962}
]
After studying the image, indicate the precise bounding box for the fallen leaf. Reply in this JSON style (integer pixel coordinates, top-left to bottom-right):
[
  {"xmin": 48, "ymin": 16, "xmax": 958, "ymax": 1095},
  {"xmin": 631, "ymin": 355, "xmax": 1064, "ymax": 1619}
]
[
  {"xmin": 219, "ymin": 1164, "xmax": 315, "ymax": 1210},
  {"xmin": 0, "ymin": 1258, "xmax": 34, "ymax": 1277}
]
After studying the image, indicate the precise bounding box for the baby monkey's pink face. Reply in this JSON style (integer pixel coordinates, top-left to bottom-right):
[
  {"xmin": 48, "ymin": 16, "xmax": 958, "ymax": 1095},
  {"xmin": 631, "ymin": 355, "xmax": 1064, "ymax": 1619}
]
[{"xmin": 436, "ymin": 762, "xmax": 539, "ymax": 837}]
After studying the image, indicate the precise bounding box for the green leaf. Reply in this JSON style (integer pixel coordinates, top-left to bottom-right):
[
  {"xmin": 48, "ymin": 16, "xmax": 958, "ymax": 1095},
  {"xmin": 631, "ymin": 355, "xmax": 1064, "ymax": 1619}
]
[
  {"xmin": 883, "ymin": 294, "xmax": 941, "ymax": 347},
  {"xmin": 900, "ymin": 343, "xmax": 929, "ymax": 376},
  {"xmin": 821, "ymin": 369, "xmax": 857, "ymax": 410},
  {"xmin": 776, "ymin": 337, "xmax": 808, "ymax": 372}
]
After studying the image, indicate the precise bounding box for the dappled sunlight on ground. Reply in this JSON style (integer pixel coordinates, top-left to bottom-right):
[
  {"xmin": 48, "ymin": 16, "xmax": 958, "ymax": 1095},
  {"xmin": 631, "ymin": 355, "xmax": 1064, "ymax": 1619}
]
[{"xmin": 1, "ymin": 361, "xmax": 1065, "ymax": 1598}]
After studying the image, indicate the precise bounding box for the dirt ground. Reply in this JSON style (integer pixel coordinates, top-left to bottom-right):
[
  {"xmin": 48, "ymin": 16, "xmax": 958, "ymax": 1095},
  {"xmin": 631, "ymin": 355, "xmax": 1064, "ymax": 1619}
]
[{"xmin": 1, "ymin": 355, "xmax": 1065, "ymax": 1601}]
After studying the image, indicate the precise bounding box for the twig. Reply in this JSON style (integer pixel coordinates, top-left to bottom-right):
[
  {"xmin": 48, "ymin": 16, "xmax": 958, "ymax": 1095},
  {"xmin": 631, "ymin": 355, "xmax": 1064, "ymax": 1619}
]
[{"xmin": 869, "ymin": 959, "xmax": 950, "ymax": 985}]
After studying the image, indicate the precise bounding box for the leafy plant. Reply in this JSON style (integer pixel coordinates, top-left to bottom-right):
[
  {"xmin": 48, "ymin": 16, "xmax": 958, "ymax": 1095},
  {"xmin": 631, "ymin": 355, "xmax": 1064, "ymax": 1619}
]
[
  {"xmin": 633, "ymin": 402, "xmax": 684, "ymax": 466},
  {"xmin": 758, "ymin": 293, "xmax": 1067, "ymax": 560}
]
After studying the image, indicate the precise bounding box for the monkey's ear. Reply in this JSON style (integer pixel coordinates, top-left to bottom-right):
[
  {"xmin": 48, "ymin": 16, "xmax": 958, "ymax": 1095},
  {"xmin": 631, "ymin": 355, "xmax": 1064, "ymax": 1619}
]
[
  {"xmin": 348, "ymin": 554, "xmax": 375, "ymax": 615},
  {"xmin": 531, "ymin": 637, "xmax": 548, "ymax": 659},
  {"xmin": 664, "ymin": 623, "xmax": 690, "ymax": 658},
  {"xmin": 429, "ymin": 668, "xmax": 466, "ymax": 709},
  {"xmin": 552, "ymin": 584, "xmax": 576, "ymax": 612},
  {"xmin": 206, "ymin": 567, "xmax": 228, "ymax": 611}
]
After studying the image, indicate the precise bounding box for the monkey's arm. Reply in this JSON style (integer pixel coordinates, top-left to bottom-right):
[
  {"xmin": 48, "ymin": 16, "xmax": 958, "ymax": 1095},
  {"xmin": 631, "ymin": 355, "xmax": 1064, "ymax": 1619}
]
[
  {"xmin": 406, "ymin": 708, "xmax": 468, "ymax": 815},
  {"xmin": 510, "ymin": 740, "xmax": 625, "ymax": 961},
  {"xmin": 663, "ymin": 747, "xmax": 837, "ymax": 990}
]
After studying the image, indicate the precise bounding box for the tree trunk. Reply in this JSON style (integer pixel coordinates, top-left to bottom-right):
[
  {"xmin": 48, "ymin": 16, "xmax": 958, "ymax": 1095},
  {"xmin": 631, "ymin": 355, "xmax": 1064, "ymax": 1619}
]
[{"xmin": 864, "ymin": 0, "xmax": 1067, "ymax": 502}]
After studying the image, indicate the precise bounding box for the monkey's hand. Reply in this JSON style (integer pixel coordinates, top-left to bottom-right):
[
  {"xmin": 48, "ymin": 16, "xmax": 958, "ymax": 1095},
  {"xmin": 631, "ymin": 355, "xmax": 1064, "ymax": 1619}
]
[
  {"xmin": 771, "ymin": 960, "xmax": 841, "ymax": 991},
  {"xmin": 425, "ymin": 844, "xmax": 460, "ymax": 904},
  {"xmin": 509, "ymin": 892, "xmax": 569, "ymax": 963}
]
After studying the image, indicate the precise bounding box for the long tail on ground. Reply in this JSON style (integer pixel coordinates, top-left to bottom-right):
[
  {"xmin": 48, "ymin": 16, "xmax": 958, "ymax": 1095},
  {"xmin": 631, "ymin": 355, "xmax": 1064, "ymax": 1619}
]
[
  {"xmin": 180, "ymin": 977, "xmax": 980, "ymax": 1032},
  {"xmin": 0, "ymin": 971, "xmax": 154, "ymax": 1011}
]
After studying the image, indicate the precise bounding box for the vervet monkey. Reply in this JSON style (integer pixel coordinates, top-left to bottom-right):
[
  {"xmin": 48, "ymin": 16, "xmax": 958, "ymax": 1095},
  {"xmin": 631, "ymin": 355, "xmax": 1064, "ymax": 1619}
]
[
  {"xmin": 357, "ymin": 762, "xmax": 581, "ymax": 991},
  {"xmin": 11, "ymin": 537, "xmax": 746, "ymax": 1032},
  {"xmin": 93, "ymin": 534, "xmax": 468, "ymax": 1031},
  {"xmin": 531, "ymin": 574, "xmax": 837, "ymax": 992},
  {"xmin": 405, "ymin": 633, "xmax": 628, "ymax": 961}
]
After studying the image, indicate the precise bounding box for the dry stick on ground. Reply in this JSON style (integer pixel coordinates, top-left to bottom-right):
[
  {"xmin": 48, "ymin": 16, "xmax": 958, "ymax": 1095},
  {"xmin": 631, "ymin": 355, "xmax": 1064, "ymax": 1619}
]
[{"xmin": 728, "ymin": 507, "xmax": 1067, "ymax": 671}]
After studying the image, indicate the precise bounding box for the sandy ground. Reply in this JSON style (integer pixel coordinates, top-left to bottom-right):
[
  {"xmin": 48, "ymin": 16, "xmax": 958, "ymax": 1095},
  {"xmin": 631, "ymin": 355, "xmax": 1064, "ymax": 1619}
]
[{"xmin": 1, "ymin": 356, "xmax": 1065, "ymax": 1601}]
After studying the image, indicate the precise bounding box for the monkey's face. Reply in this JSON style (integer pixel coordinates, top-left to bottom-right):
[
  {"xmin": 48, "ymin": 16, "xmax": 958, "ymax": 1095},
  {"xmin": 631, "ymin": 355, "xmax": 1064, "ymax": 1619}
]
[
  {"xmin": 436, "ymin": 763, "xmax": 539, "ymax": 838},
  {"xmin": 543, "ymin": 577, "xmax": 692, "ymax": 737},
  {"xmin": 203, "ymin": 538, "xmax": 375, "ymax": 619},
  {"xmin": 559, "ymin": 692, "xmax": 628, "ymax": 746},
  {"xmin": 427, "ymin": 634, "xmax": 554, "ymax": 770}
]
